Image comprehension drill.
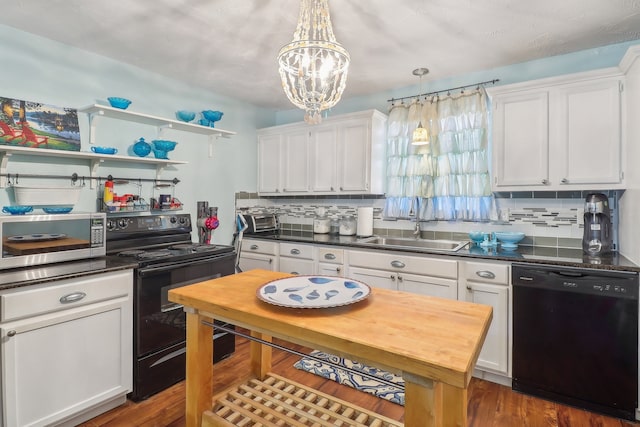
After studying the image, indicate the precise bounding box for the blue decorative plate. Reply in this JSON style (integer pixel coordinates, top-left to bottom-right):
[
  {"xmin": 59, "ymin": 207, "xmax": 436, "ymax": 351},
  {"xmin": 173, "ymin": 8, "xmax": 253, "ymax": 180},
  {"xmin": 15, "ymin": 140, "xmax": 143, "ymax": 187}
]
[
  {"xmin": 2, "ymin": 205, "xmax": 33, "ymax": 215},
  {"xmin": 42, "ymin": 206, "xmax": 73, "ymax": 214},
  {"xmin": 91, "ymin": 146, "xmax": 118, "ymax": 155},
  {"xmin": 257, "ymin": 276, "xmax": 371, "ymax": 309}
]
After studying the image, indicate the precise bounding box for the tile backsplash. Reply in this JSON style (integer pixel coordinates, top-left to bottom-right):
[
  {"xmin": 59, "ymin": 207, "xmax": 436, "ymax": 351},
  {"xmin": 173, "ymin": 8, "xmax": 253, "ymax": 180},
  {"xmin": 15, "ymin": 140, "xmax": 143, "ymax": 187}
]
[{"xmin": 236, "ymin": 190, "xmax": 621, "ymax": 250}]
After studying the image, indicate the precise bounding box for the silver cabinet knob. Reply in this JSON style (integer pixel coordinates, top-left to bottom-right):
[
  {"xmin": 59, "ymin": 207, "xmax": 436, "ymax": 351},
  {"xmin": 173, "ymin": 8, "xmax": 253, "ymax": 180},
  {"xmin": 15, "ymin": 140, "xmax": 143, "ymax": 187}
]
[{"xmin": 7, "ymin": 330, "xmax": 16, "ymax": 337}]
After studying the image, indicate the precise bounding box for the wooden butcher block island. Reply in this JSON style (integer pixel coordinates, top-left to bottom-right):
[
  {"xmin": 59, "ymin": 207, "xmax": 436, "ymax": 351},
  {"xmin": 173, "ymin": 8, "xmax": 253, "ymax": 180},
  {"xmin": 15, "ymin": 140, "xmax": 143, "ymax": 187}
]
[{"xmin": 169, "ymin": 269, "xmax": 492, "ymax": 427}]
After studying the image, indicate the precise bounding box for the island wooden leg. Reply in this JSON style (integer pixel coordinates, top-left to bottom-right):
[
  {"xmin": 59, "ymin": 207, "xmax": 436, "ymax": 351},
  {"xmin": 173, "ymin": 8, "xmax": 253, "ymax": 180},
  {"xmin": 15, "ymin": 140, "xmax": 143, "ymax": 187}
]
[
  {"xmin": 249, "ymin": 330, "xmax": 272, "ymax": 380},
  {"xmin": 405, "ymin": 377, "xmax": 468, "ymax": 427},
  {"xmin": 185, "ymin": 309, "xmax": 213, "ymax": 427}
]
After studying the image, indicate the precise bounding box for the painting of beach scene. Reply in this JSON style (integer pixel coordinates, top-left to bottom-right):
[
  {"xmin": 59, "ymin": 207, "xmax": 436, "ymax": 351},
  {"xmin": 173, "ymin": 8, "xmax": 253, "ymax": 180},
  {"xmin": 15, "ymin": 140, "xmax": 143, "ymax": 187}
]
[{"xmin": 0, "ymin": 97, "xmax": 80, "ymax": 151}]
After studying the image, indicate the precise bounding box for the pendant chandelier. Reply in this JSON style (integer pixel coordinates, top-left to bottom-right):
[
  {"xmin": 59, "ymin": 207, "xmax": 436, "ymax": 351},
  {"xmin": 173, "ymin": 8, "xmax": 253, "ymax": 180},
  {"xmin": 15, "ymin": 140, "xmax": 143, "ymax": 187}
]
[
  {"xmin": 278, "ymin": 0, "xmax": 350, "ymax": 124},
  {"xmin": 412, "ymin": 67, "xmax": 430, "ymax": 145}
]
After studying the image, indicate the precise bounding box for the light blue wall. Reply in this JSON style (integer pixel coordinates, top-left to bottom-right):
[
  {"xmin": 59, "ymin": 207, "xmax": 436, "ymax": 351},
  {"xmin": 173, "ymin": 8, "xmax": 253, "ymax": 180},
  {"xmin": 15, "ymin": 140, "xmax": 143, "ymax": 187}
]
[
  {"xmin": 275, "ymin": 40, "xmax": 640, "ymax": 125},
  {"xmin": 2, "ymin": 22, "xmax": 639, "ymax": 245},
  {"xmin": 0, "ymin": 24, "xmax": 274, "ymax": 245}
]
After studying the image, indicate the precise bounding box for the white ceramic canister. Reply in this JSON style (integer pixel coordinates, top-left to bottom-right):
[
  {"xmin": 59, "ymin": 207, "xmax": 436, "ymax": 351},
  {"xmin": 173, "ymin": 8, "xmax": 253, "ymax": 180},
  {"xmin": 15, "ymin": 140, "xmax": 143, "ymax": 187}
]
[{"xmin": 313, "ymin": 215, "xmax": 330, "ymax": 234}]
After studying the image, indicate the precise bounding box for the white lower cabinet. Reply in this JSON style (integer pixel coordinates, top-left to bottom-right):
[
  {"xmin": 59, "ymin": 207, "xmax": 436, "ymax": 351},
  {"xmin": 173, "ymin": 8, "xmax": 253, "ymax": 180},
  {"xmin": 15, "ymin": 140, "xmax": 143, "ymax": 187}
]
[
  {"xmin": 239, "ymin": 239, "xmax": 278, "ymax": 272},
  {"xmin": 460, "ymin": 260, "xmax": 510, "ymax": 377},
  {"xmin": 279, "ymin": 242, "xmax": 315, "ymax": 275},
  {"xmin": 0, "ymin": 269, "xmax": 133, "ymax": 427},
  {"xmin": 316, "ymin": 247, "xmax": 345, "ymax": 277},
  {"xmin": 346, "ymin": 249, "xmax": 458, "ymax": 299}
]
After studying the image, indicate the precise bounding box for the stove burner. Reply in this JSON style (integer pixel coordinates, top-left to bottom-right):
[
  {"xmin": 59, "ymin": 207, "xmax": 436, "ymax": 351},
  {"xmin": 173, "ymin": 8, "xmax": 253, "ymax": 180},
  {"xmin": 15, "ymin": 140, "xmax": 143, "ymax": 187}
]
[
  {"xmin": 138, "ymin": 250, "xmax": 173, "ymax": 260},
  {"xmin": 169, "ymin": 243, "xmax": 218, "ymax": 253},
  {"xmin": 118, "ymin": 250, "xmax": 145, "ymax": 257}
]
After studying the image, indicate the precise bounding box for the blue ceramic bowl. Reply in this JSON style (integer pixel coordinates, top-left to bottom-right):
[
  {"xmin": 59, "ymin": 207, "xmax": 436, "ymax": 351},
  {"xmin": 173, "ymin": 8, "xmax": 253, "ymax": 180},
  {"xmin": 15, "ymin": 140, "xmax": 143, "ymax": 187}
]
[
  {"xmin": 91, "ymin": 146, "xmax": 118, "ymax": 155},
  {"xmin": 152, "ymin": 140, "xmax": 177, "ymax": 152},
  {"xmin": 202, "ymin": 110, "xmax": 223, "ymax": 122},
  {"xmin": 198, "ymin": 118, "xmax": 210, "ymax": 126},
  {"xmin": 153, "ymin": 149, "xmax": 169, "ymax": 159},
  {"xmin": 107, "ymin": 97, "xmax": 131, "ymax": 109},
  {"xmin": 468, "ymin": 231, "xmax": 485, "ymax": 244},
  {"xmin": 495, "ymin": 231, "xmax": 525, "ymax": 249},
  {"xmin": 176, "ymin": 110, "xmax": 196, "ymax": 122},
  {"xmin": 42, "ymin": 206, "xmax": 73, "ymax": 214},
  {"xmin": 3, "ymin": 205, "xmax": 33, "ymax": 215}
]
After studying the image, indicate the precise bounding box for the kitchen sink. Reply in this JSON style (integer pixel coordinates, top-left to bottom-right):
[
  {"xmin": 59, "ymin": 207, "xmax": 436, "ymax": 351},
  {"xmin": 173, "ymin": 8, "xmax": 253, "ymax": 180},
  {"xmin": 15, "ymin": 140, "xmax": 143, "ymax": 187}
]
[{"xmin": 356, "ymin": 236, "xmax": 469, "ymax": 252}]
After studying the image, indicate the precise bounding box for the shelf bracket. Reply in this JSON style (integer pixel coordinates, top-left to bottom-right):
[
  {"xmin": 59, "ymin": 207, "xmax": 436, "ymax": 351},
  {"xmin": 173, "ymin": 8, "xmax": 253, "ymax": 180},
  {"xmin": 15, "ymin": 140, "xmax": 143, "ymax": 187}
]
[
  {"xmin": 155, "ymin": 164, "xmax": 168, "ymax": 182},
  {"xmin": 89, "ymin": 158, "xmax": 104, "ymax": 189},
  {"xmin": 86, "ymin": 111, "xmax": 105, "ymax": 145},
  {"xmin": 0, "ymin": 152, "xmax": 11, "ymax": 188}
]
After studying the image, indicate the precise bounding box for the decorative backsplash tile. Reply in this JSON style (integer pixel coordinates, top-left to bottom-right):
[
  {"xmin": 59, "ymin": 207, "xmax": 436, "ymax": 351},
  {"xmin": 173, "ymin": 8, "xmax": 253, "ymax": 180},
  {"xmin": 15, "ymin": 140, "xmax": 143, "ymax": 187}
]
[{"xmin": 235, "ymin": 190, "xmax": 620, "ymax": 250}]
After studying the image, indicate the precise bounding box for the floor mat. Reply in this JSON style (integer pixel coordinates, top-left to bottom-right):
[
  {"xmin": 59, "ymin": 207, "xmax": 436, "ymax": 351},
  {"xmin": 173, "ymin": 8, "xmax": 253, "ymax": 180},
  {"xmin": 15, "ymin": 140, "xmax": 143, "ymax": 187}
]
[{"xmin": 293, "ymin": 350, "xmax": 405, "ymax": 405}]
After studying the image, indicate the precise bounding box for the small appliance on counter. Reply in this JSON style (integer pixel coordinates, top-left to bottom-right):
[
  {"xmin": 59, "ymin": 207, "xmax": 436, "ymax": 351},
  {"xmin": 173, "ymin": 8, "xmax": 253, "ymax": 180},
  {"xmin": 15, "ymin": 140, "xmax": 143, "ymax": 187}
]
[
  {"xmin": 582, "ymin": 193, "xmax": 613, "ymax": 256},
  {"xmin": 241, "ymin": 213, "xmax": 279, "ymax": 234},
  {"xmin": 0, "ymin": 212, "xmax": 106, "ymax": 270}
]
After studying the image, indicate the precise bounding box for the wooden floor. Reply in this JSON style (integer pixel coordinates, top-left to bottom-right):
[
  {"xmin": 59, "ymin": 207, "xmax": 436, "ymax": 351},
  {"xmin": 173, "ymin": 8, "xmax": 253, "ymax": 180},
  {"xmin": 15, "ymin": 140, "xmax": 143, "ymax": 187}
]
[{"xmin": 80, "ymin": 335, "xmax": 639, "ymax": 427}]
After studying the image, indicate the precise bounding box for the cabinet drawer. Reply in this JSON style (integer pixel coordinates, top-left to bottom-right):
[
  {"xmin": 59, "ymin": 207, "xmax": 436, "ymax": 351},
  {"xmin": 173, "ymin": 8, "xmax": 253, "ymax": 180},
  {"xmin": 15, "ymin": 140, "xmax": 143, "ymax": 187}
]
[
  {"xmin": 242, "ymin": 239, "xmax": 278, "ymax": 255},
  {"xmin": 317, "ymin": 247, "xmax": 344, "ymax": 264},
  {"xmin": 348, "ymin": 250, "xmax": 457, "ymax": 279},
  {"xmin": 279, "ymin": 242, "xmax": 314, "ymax": 260},
  {"xmin": 464, "ymin": 261, "xmax": 509, "ymax": 285},
  {"xmin": 0, "ymin": 270, "xmax": 132, "ymax": 322}
]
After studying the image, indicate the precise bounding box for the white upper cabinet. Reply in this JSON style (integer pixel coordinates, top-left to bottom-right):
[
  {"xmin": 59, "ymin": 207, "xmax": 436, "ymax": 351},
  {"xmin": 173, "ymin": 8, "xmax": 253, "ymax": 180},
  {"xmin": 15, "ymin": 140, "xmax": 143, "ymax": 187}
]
[
  {"xmin": 256, "ymin": 110, "xmax": 387, "ymax": 196},
  {"xmin": 489, "ymin": 69, "xmax": 624, "ymax": 191}
]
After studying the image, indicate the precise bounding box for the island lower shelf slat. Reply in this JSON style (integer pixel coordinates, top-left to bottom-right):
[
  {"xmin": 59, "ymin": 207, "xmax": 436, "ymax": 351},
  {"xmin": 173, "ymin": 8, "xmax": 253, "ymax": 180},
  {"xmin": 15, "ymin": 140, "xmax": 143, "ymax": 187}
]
[{"xmin": 202, "ymin": 372, "xmax": 403, "ymax": 427}]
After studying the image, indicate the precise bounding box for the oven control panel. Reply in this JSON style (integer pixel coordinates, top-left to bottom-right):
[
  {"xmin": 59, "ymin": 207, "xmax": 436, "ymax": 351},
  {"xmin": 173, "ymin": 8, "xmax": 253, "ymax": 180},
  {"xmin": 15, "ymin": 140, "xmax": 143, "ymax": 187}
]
[{"xmin": 106, "ymin": 214, "xmax": 191, "ymax": 233}]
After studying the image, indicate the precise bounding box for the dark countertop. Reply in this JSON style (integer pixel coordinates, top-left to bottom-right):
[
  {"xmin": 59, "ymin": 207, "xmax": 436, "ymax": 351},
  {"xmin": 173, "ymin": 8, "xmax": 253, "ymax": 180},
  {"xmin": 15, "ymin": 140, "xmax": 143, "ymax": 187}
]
[
  {"xmin": 244, "ymin": 232, "xmax": 640, "ymax": 273},
  {"xmin": 0, "ymin": 257, "xmax": 137, "ymax": 291}
]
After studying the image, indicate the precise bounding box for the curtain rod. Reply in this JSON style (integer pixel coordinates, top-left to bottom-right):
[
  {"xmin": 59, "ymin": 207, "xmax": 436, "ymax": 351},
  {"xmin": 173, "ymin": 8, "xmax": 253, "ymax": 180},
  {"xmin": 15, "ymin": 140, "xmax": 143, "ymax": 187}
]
[{"xmin": 387, "ymin": 78, "xmax": 500, "ymax": 104}]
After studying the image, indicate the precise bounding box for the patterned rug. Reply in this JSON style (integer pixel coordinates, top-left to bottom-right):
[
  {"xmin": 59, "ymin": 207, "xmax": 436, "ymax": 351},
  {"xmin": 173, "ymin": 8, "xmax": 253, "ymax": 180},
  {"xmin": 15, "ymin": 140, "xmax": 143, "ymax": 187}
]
[{"xmin": 293, "ymin": 350, "xmax": 405, "ymax": 405}]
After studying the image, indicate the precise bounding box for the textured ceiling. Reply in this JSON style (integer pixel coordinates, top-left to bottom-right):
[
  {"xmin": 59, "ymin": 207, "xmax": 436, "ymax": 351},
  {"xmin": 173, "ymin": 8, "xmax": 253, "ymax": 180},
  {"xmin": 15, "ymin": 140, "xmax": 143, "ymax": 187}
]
[{"xmin": 2, "ymin": 0, "xmax": 640, "ymax": 110}]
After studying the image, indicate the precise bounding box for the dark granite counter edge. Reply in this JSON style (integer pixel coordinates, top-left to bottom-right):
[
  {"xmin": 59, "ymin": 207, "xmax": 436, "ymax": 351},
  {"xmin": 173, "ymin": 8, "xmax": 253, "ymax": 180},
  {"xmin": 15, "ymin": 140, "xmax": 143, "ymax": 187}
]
[
  {"xmin": 244, "ymin": 233, "xmax": 640, "ymax": 273},
  {"xmin": 0, "ymin": 257, "xmax": 138, "ymax": 291}
]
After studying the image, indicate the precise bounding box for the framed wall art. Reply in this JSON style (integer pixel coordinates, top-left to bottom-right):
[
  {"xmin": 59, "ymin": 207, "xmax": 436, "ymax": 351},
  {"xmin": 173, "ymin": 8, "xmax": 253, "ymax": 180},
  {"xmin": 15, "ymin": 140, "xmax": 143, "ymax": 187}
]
[{"xmin": 0, "ymin": 97, "xmax": 80, "ymax": 151}]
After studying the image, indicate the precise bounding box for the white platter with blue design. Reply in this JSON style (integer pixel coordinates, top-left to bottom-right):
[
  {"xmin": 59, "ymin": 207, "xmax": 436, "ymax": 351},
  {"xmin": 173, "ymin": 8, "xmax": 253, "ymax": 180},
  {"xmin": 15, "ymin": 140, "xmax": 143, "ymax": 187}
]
[{"xmin": 257, "ymin": 276, "xmax": 371, "ymax": 309}]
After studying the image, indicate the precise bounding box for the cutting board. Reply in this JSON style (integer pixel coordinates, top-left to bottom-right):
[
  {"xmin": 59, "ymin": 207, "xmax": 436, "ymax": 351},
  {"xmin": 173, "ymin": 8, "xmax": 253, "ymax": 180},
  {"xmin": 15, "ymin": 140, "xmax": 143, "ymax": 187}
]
[{"xmin": 3, "ymin": 237, "xmax": 91, "ymax": 255}]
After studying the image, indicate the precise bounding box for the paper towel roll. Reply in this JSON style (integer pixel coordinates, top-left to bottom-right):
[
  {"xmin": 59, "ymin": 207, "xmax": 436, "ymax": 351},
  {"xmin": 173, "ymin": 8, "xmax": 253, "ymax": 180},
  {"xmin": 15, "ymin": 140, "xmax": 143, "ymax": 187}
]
[{"xmin": 357, "ymin": 207, "xmax": 374, "ymax": 237}]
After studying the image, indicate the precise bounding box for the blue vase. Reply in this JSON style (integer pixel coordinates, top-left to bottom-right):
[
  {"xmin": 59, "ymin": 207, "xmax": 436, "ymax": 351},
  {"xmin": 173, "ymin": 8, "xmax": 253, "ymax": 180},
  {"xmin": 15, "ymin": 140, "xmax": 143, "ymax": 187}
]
[{"xmin": 132, "ymin": 137, "xmax": 151, "ymax": 157}]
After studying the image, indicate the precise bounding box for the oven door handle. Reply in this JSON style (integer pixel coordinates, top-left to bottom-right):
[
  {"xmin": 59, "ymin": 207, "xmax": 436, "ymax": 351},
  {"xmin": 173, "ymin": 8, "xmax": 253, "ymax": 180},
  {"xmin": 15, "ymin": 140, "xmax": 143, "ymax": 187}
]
[{"xmin": 138, "ymin": 254, "xmax": 233, "ymax": 276}]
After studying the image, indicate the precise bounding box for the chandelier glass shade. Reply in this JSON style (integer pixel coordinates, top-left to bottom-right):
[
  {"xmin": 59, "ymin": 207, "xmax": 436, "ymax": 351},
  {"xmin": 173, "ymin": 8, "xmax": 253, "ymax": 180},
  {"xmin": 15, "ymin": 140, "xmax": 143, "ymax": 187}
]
[{"xmin": 278, "ymin": 0, "xmax": 350, "ymax": 124}]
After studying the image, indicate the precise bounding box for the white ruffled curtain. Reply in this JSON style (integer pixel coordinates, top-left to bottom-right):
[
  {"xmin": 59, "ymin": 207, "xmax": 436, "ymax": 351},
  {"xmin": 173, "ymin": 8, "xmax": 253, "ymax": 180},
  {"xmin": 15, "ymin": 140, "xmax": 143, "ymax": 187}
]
[{"xmin": 384, "ymin": 89, "xmax": 493, "ymax": 221}]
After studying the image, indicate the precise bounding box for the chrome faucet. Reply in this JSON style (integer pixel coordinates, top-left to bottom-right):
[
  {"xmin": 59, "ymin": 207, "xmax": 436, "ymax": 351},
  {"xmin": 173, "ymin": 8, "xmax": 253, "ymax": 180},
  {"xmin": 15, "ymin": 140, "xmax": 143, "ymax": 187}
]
[{"xmin": 414, "ymin": 220, "xmax": 421, "ymax": 238}]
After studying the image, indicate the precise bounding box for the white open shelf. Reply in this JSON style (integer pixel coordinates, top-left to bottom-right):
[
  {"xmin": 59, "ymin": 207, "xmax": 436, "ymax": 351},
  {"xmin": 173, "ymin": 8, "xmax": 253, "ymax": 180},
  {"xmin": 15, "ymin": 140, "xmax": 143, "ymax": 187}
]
[
  {"xmin": 78, "ymin": 104, "xmax": 236, "ymax": 143},
  {"xmin": 0, "ymin": 145, "xmax": 186, "ymax": 188}
]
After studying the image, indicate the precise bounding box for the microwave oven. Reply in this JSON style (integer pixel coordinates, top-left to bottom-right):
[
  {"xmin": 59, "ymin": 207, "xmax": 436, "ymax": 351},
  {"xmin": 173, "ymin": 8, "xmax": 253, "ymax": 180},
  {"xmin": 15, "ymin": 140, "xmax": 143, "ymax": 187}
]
[{"xmin": 0, "ymin": 212, "xmax": 106, "ymax": 270}]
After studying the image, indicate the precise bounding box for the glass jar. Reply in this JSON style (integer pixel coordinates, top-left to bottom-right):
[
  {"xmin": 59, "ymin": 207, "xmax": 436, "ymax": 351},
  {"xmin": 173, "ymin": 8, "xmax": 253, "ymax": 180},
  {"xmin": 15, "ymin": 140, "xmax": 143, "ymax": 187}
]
[
  {"xmin": 339, "ymin": 215, "xmax": 356, "ymax": 236},
  {"xmin": 313, "ymin": 215, "xmax": 330, "ymax": 234},
  {"xmin": 329, "ymin": 218, "xmax": 340, "ymax": 235}
]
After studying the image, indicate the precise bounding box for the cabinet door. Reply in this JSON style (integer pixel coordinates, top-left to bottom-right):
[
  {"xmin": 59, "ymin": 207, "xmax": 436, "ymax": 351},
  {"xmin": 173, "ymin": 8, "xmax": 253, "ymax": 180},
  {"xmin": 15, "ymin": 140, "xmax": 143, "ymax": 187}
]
[
  {"xmin": 279, "ymin": 257, "xmax": 315, "ymax": 275},
  {"xmin": 282, "ymin": 129, "xmax": 310, "ymax": 193},
  {"xmin": 1, "ymin": 298, "xmax": 132, "ymax": 427},
  {"xmin": 492, "ymin": 90, "xmax": 549, "ymax": 188},
  {"xmin": 397, "ymin": 273, "xmax": 457, "ymax": 300},
  {"xmin": 347, "ymin": 266, "xmax": 396, "ymax": 290},
  {"xmin": 317, "ymin": 262, "xmax": 344, "ymax": 277},
  {"xmin": 309, "ymin": 124, "xmax": 338, "ymax": 192},
  {"xmin": 257, "ymin": 133, "xmax": 282, "ymax": 194},
  {"xmin": 239, "ymin": 253, "xmax": 277, "ymax": 272},
  {"xmin": 336, "ymin": 119, "xmax": 371, "ymax": 192},
  {"xmin": 552, "ymin": 77, "xmax": 622, "ymax": 186},
  {"xmin": 465, "ymin": 282, "xmax": 509, "ymax": 375}
]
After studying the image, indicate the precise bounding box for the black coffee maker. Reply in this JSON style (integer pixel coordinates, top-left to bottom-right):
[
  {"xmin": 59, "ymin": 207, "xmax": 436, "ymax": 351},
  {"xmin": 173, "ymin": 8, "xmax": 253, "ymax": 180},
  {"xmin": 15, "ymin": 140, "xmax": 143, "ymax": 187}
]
[{"xmin": 582, "ymin": 193, "xmax": 613, "ymax": 255}]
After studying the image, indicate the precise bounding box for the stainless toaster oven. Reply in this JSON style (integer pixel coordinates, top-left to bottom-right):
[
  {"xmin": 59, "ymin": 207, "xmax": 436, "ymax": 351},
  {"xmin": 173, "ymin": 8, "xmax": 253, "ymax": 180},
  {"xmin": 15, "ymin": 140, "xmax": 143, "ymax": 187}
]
[
  {"xmin": 0, "ymin": 212, "xmax": 106, "ymax": 270},
  {"xmin": 241, "ymin": 214, "xmax": 279, "ymax": 234}
]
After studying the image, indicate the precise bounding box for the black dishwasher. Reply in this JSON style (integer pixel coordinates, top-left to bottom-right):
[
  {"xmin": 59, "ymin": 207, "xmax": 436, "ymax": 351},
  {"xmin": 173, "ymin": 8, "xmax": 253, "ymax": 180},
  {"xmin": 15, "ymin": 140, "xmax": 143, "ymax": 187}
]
[{"xmin": 512, "ymin": 263, "xmax": 638, "ymax": 420}]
